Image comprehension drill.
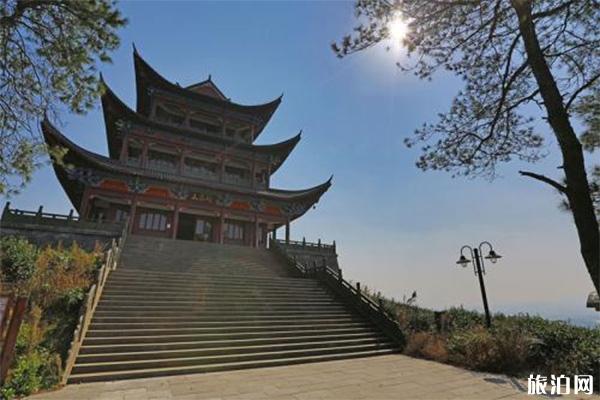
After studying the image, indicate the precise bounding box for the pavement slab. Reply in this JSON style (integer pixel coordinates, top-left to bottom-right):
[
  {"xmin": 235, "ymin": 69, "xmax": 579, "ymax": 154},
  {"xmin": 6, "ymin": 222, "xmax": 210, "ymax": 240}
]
[{"xmin": 27, "ymin": 354, "xmax": 595, "ymax": 400}]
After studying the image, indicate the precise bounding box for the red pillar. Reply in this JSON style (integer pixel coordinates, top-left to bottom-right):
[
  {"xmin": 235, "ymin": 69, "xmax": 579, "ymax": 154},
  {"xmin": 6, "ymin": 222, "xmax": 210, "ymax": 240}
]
[
  {"xmin": 129, "ymin": 197, "xmax": 137, "ymax": 235},
  {"xmin": 171, "ymin": 206, "xmax": 179, "ymax": 240},
  {"xmin": 218, "ymin": 210, "xmax": 225, "ymax": 244},
  {"xmin": 254, "ymin": 216, "xmax": 260, "ymax": 248},
  {"xmin": 80, "ymin": 196, "xmax": 90, "ymax": 221},
  {"xmin": 141, "ymin": 141, "xmax": 149, "ymax": 168},
  {"xmin": 119, "ymin": 136, "xmax": 129, "ymax": 162}
]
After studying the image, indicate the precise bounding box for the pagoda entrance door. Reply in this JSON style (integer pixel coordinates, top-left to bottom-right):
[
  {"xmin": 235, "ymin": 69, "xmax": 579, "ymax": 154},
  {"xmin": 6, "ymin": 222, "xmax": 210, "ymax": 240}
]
[{"xmin": 176, "ymin": 213, "xmax": 215, "ymax": 242}]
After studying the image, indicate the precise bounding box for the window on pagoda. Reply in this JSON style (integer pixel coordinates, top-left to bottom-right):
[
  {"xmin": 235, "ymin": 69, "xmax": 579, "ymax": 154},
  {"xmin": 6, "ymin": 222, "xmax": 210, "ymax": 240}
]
[
  {"xmin": 147, "ymin": 150, "xmax": 178, "ymax": 173},
  {"xmin": 184, "ymin": 157, "xmax": 217, "ymax": 179},
  {"xmin": 223, "ymin": 221, "xmax": 244, "ymax": 241},
  {"xmin": 255, "ymin": 170, "xmax": 267, "ymax": 188},
  {"xmin": 138, "ymin": 212, "xmax": 169, "ymax": 232},
  {"xmin": 155, "ymin": 103, "xmax": 186, "ymax": 126},
  {"xmin": 239, "ymin": 128, "xmax": 252, "ymax": 142},
  {"xmin": 224, "ymin": 165, "xmax": 249, "ymax": 185},
  {"xmin": 127, "ymin": 143, "xmax": 142, "ymax": 167},
  {"xmin": 189, "ymin": 118, "xmax": 221, "ymax": 135},
  {"xmin": 114, "ymin": 208, "xmax": 129, "ymax": 223}
]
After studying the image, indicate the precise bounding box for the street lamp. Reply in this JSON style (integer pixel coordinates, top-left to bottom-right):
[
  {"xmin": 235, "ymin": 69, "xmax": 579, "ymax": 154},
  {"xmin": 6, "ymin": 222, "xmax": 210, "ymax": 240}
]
[{"xmin": 455, "ymin": 241, "xmax": 502, "ymax": 328}]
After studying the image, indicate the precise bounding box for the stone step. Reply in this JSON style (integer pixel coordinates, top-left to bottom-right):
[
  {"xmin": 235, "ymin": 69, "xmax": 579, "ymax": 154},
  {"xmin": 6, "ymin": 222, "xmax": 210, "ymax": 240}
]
[
  {"xmin": 104, "ymin": 278, "xmax": 321, "ymax": 291},
  {"xmin": 91, "ymin": 312, "xmax": 356, "ymax": 324},
  {"xmin": 101, "ymin": 286, "xmax": 327, "ymax": 297},
  {"xmin": 94, "ymin": 303, "xmax": 345, "ymax": 313},
  {"xmin": 83, "ymin": 326, "xmax": 376, "ymax": 345},
  {"xmin": 86, "ymin": 321, "xmax": 370, "ymax": 337},
  {"xmin": 99, "ymin": 293, "xmax": 335, "ymax": 302},
  {"xmin": 77, "ymin": 337, "xmax": 388, "ymax": 363},
  {"xmin": 108, "ymin": 274, "xmax": 314, "ymax": 286},
  {"xmin": 88, "ymin": 317, "xmax": 362, "ymax": 330},
  {"xmin": 110, "ymin": 268, "xmax": 296, "ymax": 280},
  {"xmin": 79, "ymin": 332, "xmax": 379, "ymax": 354},
  {"xmin": 93, "ymin": 308, "xmax": 349, "ymax": 318},
  {"xmin": 72, "ymin": 343, "xmax": 396, "ymax": 374},
  {"xmin": 68, "ymin": 348, "xmax": 397, "ymax": 383},
  {"xmin": 97, "ymin": 299, "xmax": 338, "ymax": 307}
]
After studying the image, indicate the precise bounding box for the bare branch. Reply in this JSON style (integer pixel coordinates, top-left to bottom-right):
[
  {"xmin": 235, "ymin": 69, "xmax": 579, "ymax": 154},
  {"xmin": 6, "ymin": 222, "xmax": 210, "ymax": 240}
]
[{"xmin": 519, "ymin": 170, "xmax": 567, "ymax": 193}]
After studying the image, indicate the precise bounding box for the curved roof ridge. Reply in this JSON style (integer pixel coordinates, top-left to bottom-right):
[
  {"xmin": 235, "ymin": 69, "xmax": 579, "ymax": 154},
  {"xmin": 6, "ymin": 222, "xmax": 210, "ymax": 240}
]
[
  {"xmin": 265, "ymin": 175, "xmax": 332, "ymax": 197},
  {"xmin": 101, "ymin": 82, "xmax": 299, "ymax": 166},
  {"xmin": 133, "ymin": 48, "xmax": 281, "ymax": 137},
  {"xmin": 41, "ymin": 118, "xmax": 330, "ymax": 202}
]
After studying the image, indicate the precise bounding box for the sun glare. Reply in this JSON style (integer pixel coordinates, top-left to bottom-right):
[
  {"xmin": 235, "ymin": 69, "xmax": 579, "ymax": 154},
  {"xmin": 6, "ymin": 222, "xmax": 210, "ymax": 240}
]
[{"xmin": 388, "ymin": 13, "xmax": 408, "ymax": 43}]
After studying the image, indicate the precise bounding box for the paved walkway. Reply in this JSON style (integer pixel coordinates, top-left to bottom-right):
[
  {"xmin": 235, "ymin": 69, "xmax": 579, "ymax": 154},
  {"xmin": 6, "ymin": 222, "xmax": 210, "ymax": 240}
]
[{"xmin": 29, "ymin": 354, "xmax": 588, "ymax": 400}]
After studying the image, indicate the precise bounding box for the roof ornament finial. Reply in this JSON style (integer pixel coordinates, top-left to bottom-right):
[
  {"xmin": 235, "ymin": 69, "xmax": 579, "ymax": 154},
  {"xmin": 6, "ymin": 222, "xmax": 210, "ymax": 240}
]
[{"xmin": 208, "ymin": 74, "xmax": 212, "ymax": 81}]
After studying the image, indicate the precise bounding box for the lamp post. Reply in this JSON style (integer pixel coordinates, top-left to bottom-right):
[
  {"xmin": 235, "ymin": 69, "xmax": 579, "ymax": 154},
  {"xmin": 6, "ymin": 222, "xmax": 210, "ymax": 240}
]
[{"xmin": 456, "ymin": 242, "xmax": 502, "ymax": 328}]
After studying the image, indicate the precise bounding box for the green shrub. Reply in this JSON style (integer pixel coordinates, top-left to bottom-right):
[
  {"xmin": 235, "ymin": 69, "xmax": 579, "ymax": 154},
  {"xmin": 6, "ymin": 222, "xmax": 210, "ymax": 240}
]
[
  {"xmin": 524, "ymin": 318, "xmax": 600, "ymax": 381},
  {"xmin": 0, "ymin": 236, "xmax": 37, "ymax": 284},
  {"xmin": 0, "ymin": 238, "xmax": 102, "ymax": 397},
  {"xmin": 0, "ymin": 349, "xmax": 60, "ymax": 399},
  {"xmin": 378, "ymin": 291, "xmax": 599, "ymax": 387}
]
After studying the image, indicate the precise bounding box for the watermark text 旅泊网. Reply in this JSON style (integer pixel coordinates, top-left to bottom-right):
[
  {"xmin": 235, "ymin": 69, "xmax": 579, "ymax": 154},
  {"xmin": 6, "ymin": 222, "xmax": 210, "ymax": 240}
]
[{"xmin": 527, "ymin": 374, "xmax": 594, "ymax": 395}]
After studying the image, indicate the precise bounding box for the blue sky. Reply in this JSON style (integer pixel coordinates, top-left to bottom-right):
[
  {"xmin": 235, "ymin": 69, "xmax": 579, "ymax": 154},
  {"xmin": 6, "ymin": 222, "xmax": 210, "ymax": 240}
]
[{"xmin": 4, "ymin": 1, "xmax": 598, "ymax": 325}]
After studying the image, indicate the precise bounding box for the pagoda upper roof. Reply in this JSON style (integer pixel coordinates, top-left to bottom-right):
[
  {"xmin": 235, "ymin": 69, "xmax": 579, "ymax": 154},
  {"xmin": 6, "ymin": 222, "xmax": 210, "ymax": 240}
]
[
  {"xmin": 185, "ymin": 76, "xmax": 228, "ymax": 100},
  {"xmin": 133, "ymin": 48, "xmax": 281, "ymax": 139},
  {"xmin": 101, "ymin": 82, "xmax": 299, "ymax": 174},
  {"xmin": 42, "ymin": 119, "xmax": 330, "ymax": 206}
]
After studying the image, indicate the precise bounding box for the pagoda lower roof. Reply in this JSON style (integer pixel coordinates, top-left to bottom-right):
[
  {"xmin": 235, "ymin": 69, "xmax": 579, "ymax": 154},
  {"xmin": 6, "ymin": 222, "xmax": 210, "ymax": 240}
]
[
  {"xmin": 133, "ymin": 48, "xmax": 280, "ymax": 139},
  {"xmin": 102, "ymin": 83, "xmax": 299, "ymax": 174},
  {"xmin": 42, "ymin": 119, "xmax": 331, "ymax": 203}
]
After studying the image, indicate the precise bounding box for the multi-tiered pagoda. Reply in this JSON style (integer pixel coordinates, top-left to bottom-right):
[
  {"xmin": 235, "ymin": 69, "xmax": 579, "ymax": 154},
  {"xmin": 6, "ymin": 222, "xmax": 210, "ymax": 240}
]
[{"xmin": 42, "ymin": 49, "xmax": 331, "ymax": 247}]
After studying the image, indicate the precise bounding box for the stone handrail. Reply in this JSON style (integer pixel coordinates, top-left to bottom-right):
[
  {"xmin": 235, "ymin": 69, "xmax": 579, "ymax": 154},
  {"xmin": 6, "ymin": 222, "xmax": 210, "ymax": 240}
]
[
  {"xmin": 60, "ymin": 222, "xmax": 128, "ymax": 384},
  {"xmin": 270, "ymin": 239, "xmax": 405, "ymax": 348},
  {"xmin": 2, "ymin": 203, "xmax": 125, "ymax": 233},
  {"xmin": 273, "ymin": 238, "xmax": 336, "ymax": 253}
]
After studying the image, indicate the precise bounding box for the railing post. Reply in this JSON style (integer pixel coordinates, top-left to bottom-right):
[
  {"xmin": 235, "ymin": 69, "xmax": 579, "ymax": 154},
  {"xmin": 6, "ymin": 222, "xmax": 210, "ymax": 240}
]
[
  {"xmin": 333, "ymin": 240, "xmax": 336, "ymax": 252},
  {"xmin": 302, "ymin": 237, "xmax": 306, "ymax": 247},
  {"xmin": 378, "ymin": 298, "xmax": 384, "ymax": 311},
  {"xmin": 318, "ymin": 238, "xmax": 321, "ymax": 248},
  {"xmin": 338, "ymin": 268, "xmax": 342, "ymax": 282},
  {"xmin": 68, "ymin": 209, "xmax": 74, "ymax": 222},
  {"xmin": 36, "ymin": 205, "xmax": 43, "ymax": 222},
  {"xmin": 356, "ymin": 282, "xmax": 361, "ymax": 295}
]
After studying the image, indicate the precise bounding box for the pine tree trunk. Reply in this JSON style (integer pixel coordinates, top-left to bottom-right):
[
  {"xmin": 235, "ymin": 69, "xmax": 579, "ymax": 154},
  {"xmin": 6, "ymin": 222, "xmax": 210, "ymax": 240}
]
[{"xmin": 511, "ymin": 0, "xmax": 599, "ymax": 294}]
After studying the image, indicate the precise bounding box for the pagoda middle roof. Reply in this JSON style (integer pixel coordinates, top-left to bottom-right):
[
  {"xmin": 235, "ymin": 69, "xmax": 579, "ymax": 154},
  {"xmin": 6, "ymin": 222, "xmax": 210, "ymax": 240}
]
[
  {"xmin": 133, "ymin": 48, "xmax": 281, "ymax": 139},
  {"xmin": 42, "ymin": 119, "xmax": 331, "ymax": 204},
  {"xmin": 102, "ymin": 82, "xmax": 300, "ymax": 175}
]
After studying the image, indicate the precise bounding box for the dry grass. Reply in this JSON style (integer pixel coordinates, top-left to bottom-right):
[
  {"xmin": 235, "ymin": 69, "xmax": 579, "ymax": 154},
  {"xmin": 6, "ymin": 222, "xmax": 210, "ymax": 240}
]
[{"xmin": 405, "ymin": 332, "xmax": 449, "ymax": 362}]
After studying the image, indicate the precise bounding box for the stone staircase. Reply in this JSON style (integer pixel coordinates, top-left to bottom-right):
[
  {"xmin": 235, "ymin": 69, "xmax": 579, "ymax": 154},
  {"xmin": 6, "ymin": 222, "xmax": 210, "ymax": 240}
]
[{"xmin": 68, "ymin": 236, "xmax": 398, "ymax": 383}]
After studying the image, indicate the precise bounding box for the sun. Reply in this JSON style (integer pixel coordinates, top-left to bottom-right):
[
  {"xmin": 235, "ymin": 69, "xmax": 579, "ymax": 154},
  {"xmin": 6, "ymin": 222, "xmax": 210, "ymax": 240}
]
[{"xmin": 388, "ymin": 13, "xmax": 408, "ymax": 43}]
